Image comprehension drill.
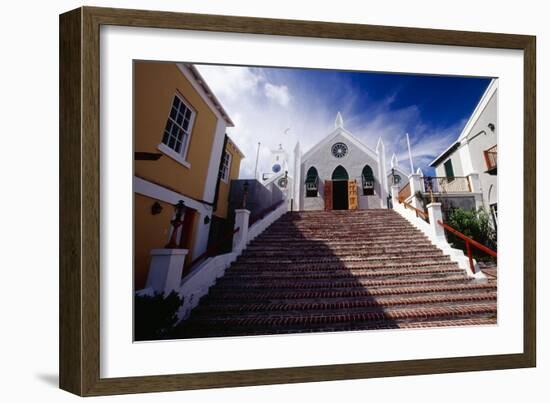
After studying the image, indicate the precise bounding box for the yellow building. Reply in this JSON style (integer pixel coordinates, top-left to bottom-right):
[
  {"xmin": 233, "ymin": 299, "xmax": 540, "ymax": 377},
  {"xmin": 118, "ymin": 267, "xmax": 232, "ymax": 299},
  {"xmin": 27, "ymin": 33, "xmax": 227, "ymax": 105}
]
[
  {"xmin": 133, "ymin": 61, "xmax": 243, "ymax": 289},
  {"xmin": 207, "ymin": 136, "xmax": 245, "ymax": 250}
]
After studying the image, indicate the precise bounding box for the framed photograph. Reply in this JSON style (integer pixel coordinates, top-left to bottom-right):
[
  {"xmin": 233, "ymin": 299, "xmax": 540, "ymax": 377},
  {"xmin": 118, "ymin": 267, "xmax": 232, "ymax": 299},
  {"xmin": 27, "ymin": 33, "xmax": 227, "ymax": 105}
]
[{"xmin": 59, "ymin": 6, "xmax": 536, "ymax": 396}]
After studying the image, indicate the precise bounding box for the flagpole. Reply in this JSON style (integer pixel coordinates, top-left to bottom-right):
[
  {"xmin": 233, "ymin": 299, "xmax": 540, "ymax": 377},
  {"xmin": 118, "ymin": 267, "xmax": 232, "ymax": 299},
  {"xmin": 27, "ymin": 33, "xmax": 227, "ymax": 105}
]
[
  {"xmin": 254, "ymin": 142, "xmax": 261, "ymax": 180},
  {"xmin": 406, "ymin": 133, "xmax": 414, "ymax": 174}
]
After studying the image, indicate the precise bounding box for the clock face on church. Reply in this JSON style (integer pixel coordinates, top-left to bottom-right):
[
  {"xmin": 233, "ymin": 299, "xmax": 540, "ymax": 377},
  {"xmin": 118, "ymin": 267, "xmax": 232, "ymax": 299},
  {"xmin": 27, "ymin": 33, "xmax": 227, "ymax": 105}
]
[
  {"xmin": 331, "ymin": 142, "xmax": 348, "ymax": 158},
  {"xmin": 272, "ymin": 163, "xmax": 281, "ymax": 173}
]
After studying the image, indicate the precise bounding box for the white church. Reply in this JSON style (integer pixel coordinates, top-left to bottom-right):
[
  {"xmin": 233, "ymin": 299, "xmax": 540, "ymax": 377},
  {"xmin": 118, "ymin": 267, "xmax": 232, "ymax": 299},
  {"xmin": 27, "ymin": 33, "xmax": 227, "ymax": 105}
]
[{"xmin": 262, "ymin": 112, "xmax": 406, "ymax": 211}]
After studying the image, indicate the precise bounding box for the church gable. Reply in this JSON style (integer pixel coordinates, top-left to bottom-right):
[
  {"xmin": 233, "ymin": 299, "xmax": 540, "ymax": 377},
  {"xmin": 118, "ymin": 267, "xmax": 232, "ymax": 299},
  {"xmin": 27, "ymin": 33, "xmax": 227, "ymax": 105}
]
[
  {"xmin": 298, "ymin": 113, "xmax": 388, "ymax": 211},
  {"xmin": 302, "ymin": 131, "xmax": 379, "ymax": 184},
  {"xmin": 302, "ymin": 127, "xmax": 378, "ymax": 163}
]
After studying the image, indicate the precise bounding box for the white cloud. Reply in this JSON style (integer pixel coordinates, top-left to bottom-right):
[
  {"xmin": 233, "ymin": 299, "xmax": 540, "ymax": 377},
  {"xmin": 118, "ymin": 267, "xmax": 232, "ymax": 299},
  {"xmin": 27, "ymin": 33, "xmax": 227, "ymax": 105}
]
[
  {"xmin": 196, "ymin": 65, "xmax": 264, "ymax": 102},
  {"xmin": 196, "ymin": 64, "xmax": 465, "ymax": 179},
  {"xmin": 264, "ymin": 83, "xmax": 291, "ymax": 107}
]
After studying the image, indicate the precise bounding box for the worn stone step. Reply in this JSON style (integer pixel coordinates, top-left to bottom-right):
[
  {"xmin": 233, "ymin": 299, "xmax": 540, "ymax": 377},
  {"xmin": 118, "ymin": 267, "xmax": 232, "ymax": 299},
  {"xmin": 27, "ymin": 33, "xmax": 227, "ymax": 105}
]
[
  {"xmin": 181, "ymin": 304, "xmax": 497, "ymax": 333},
  {"xmin": 229, "ymin": 257, "xmax": 455, "ymax": 271},
  {"xmin": 246, "ymin": 240, "xmax": 436, "ymax": 250},
  {"xmin": 241, "ymin": 246, "xmax": 443, "ymax": 258},
  {"xmin": 213, "ymin": 275, "xmax": 471, "ymax": 291},
  {"xmin": 262, "ymin": 226, "xmax": 421, "ymax": 234},
  {"xmin": 236, "ymin": 252, "xmax": 451, "ymax": 265},
  {"xmin": 254, "ymin": 233, "xmax": 428, "ymax": 242},
  {"xmin": 171, "ymin": 207, "xmax": 497, "ymax": 339},
  {"xmin": 204, "ymin": 282, "xmax": 496, "ymax": 303},
  {"xmin": 195, "ymin": 291, "xmax": 497, "ymax": 315},
  {"xmin": 222, "ymin": 262, "xmax": 464, "ymax": 281},
  {"xmin": 174, "ymin": 316, "xmax": 497, "ymax": 338},
  {"xmin": 216, "ymin": 266, "xmax": 464, "ymax": 284},
  {"xmin": 268, "ymin": 226, "xmax": 420, "ymax": 233}
]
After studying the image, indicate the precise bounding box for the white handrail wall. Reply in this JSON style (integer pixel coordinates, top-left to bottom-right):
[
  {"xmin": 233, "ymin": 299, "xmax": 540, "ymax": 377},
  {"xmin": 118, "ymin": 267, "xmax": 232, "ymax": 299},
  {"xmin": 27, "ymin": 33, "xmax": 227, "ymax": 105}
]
[
  {"xmin": 175, "ymin": 200, "xmax": 289, "ymax": 321},
  {"xmin": 391, "ymin": 185, "xmax": 485, "ymax": 279}
]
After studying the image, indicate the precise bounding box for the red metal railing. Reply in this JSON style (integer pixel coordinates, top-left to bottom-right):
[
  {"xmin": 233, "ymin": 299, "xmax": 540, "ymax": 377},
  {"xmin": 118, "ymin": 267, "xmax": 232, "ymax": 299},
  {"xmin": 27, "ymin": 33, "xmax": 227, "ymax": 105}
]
[
  {"xmin": 184, "ymin": 227, "xmax": 240, "ymax": 277},
  {"xmin": 398, "ymin": 182, "xmax": 411, "ymax": 203},
  {"xmin": 484, "ymin": 145, "xmax": 497, "ymax": 171},
  {"xmin": 403, "ymin": 200, "xmax": 429, "ymax": 222},
  {"xmin": 437, "ymin": 220, "xmax": 497, "ymax": 274}
]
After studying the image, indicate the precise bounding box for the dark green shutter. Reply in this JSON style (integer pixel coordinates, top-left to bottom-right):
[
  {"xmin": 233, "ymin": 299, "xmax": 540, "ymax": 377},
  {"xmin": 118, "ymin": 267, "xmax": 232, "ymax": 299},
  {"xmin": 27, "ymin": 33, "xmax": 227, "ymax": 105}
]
[{"xmin": 444, "ymin": 159, "xmax": 454, "ymax": 178}]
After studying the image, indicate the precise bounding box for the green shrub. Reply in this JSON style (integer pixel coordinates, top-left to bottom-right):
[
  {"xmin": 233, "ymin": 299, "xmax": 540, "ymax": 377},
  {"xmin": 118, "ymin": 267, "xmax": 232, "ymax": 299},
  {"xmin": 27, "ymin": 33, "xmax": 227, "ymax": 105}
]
[
  {"xmin": 446, "ymin": 207, "xmax": 497, "ymax": 260},
  {"xmin": 134, "ymin": 291, "xmax": 183, "ymax": 341}
]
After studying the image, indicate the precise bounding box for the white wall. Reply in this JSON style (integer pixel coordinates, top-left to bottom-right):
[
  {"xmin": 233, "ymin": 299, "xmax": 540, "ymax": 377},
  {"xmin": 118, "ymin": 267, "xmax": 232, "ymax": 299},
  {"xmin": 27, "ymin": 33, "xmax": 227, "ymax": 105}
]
[{"xmin": 0, "ymin": 1, "xmax": 546, "ymax": 403}]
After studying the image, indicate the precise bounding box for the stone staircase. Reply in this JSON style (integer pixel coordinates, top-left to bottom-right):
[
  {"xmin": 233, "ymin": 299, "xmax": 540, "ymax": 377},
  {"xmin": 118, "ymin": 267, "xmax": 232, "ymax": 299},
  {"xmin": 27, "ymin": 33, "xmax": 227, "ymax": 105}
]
[{"xmin": 173, "ymin": 209, "xmax": 497, "ymax": 338}]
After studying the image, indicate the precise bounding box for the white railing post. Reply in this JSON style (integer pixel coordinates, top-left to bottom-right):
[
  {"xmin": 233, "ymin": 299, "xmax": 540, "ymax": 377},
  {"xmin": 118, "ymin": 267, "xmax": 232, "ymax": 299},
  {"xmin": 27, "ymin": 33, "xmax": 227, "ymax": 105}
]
[
  {"xmin": 427, "ymin": 202, "xmax": 447, "ymax": 244},
  {"xmin": 145, "ymin": 248, "xmax": 189, "ymax": 295},
  {"xmin": 408, "ymin": 172, "xmax": 424, "ymax": 209},
  {"xmin": 233, "ymin": 209, "xmax": 250, "ymax": 253},
  {"xmin": 391, "ymin": 184, "xmax": 400, "ymax": 207}
]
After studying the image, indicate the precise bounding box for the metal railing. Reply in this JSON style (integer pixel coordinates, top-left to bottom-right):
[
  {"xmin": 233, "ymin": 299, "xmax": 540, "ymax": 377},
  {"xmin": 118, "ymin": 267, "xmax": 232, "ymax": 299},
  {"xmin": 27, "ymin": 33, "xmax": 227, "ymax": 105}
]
[
  {"xmin": 403, "ymin": 200, "xmax": 429, "ymax": 222},
  {"xmin": 398, "ymin": 182, "xmax": 412, "ymax": 203},
  {"xmin": 423, "ymin": 176, "xmax": 471, "ymax": 193},
  {"xmin": 437, "ymin": 220, "xmax": 497, "ymax": 274},
  {"xmin": 484, "ymin": 145, "xmax": 497, "ymax": 171}
]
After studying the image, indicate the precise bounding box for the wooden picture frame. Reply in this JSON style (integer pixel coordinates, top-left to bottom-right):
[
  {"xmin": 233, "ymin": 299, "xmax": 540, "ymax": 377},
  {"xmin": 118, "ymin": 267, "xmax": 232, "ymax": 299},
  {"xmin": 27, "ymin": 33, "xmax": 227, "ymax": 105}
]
[{"xmin": 59, "ymin": 6, "xmax": 536, "ymax": 396}]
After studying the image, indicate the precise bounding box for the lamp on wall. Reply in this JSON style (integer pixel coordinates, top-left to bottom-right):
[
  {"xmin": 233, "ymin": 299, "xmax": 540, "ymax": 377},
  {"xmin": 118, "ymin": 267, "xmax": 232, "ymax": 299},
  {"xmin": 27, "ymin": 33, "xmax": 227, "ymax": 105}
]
[
  {"xmin": 151, "ymin": 201, "xmax": 163, "ymax": 215},
  {"xmin": 164, "ymin": 200, "xmax": 186, "ymax": 248}
]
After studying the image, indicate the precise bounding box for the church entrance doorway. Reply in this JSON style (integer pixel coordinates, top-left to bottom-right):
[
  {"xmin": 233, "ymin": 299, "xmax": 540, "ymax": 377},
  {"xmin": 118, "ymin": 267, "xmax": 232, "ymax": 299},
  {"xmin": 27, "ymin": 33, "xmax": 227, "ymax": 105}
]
[
  {"xmin": 332, "ymin": 180, "xmax": 349, "ymax": 210},
  {"xmin": 331, "ymin": 165, "xmax": 350, "ymax": 210}
]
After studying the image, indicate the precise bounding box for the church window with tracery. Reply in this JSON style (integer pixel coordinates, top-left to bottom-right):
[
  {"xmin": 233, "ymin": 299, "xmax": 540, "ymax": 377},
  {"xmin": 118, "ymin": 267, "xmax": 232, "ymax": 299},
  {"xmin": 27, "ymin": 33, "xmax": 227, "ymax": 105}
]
[{"xmin": 305, "ymin": 167, "xmax": 319, "ymax": 197}]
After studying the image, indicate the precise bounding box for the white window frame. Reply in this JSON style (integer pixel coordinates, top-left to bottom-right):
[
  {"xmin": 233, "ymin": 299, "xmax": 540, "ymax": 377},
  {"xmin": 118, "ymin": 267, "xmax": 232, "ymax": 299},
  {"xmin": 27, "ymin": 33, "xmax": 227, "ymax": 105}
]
[
  {"xmin": 220, "ymin": 150, "xmax": 232, "ymax": 183},
  {"xmin": 157, "ymin": 93, "xmax": 196, "ymax": 168}
]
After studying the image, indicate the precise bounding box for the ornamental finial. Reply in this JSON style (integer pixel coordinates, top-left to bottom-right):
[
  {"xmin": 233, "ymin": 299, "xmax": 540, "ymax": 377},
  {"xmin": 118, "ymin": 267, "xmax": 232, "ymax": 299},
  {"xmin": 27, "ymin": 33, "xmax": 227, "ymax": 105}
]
[{"xmin": 335, "ymin": 112, "xmax": 344, "ymax": 129}]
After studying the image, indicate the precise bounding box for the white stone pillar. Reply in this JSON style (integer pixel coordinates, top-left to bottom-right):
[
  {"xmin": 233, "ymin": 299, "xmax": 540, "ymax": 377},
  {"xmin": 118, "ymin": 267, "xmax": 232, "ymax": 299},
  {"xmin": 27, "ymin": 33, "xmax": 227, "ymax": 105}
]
[
  {"xmin": 146, "ymin": 248, "xmax": 189, "ymax": 295},
  {"xmin": 468, "ymin": 173, "xmax": 482, "ymax": 193},
  {"xmin": 293, "ymin": 142, "xmax": 301, "ymax": 211},
  {"xmin": 468, "ymin": 173, "xmax": 484, "ymax": 209},
  {"xmin": 427, "ymin": 202, "xmax": 447, "ymax": 244},
  {"xmin": 408, "ymin": 172, "xmax": 424, "ymax": 209},
  {"xmin": 376, "ymin": 138, "xmax": 387, "ymax": 208},
  {"xmin": 391, "ymin": 184, "xmax": 400, "ymax": 207},
  {"xmin": 233, "ymin": 209, "xmax": 251, "ymax": 253}
]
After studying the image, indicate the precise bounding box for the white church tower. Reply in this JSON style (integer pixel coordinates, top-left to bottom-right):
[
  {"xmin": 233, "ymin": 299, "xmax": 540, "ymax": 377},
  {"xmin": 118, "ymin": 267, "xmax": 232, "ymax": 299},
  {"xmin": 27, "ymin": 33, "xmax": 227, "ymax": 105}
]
[{"xmin": 262, "ymin": 143, "xmax": 294, "ymax": 209}]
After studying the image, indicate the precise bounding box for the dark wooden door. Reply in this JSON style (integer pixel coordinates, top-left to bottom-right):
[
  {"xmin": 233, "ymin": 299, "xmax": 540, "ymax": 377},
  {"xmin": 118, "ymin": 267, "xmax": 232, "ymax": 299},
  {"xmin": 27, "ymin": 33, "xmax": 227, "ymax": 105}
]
[{"xmin": 324, "ymin": 180, "xmax": 333, "ymax": 211}]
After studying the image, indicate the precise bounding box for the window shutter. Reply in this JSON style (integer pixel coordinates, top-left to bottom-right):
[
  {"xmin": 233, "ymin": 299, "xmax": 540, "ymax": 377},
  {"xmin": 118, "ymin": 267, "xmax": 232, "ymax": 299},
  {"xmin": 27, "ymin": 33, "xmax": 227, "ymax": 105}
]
[{"xmin": 444, "ymin": 159, "xmax": 455, "ymax": 178}]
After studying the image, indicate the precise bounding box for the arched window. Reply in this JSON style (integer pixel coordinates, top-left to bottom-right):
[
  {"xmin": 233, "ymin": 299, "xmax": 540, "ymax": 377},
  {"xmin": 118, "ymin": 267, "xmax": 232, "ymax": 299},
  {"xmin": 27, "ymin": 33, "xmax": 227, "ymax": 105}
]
[
  {"xmin": 305, "ymin": 166, "xmax": 319, "ymax": 198},
  {"xmin": 362, "ymin": 165, "xmax": 375, "ymax": 195},
  {"xmin": 331, "ymin": 165, "xmax": 349, "ymax": 181}
]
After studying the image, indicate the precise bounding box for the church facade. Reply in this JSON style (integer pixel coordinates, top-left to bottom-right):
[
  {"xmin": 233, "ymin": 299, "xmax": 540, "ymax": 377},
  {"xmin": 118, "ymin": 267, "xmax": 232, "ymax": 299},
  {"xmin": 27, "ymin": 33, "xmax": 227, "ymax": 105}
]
[{"xmin": 293, "ymin": 113, "xmax": 389, "ymax": 211}]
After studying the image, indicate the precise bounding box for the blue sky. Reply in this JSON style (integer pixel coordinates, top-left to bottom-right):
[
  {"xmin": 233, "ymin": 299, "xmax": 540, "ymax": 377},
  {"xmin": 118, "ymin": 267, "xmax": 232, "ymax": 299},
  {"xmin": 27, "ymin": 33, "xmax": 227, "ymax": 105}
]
[{"xmin": 197, "ymin": 64, "xmax": 491, "ymax": 178}]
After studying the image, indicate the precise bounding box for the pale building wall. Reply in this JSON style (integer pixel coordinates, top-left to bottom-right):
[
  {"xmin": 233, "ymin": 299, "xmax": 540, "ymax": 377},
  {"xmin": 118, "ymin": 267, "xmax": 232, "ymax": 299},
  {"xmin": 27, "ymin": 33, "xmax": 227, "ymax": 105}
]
[
  {"xmin": 463, "ymin": 90, "xmax": 498, "ymax": 208},
  {"xmin": 433, "ymin": 86, "xmax": 498, "ymax": 210},
  {"xmin": 435, "ymin": 151, "xmax": 465, "ymax": 177}
]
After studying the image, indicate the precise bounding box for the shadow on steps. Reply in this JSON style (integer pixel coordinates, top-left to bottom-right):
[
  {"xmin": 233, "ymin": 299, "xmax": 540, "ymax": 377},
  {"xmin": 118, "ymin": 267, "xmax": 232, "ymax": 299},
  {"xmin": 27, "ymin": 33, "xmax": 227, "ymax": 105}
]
[{"xmin": 170, "ymin": 209, "xmax": 496, "ymax": 340}]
